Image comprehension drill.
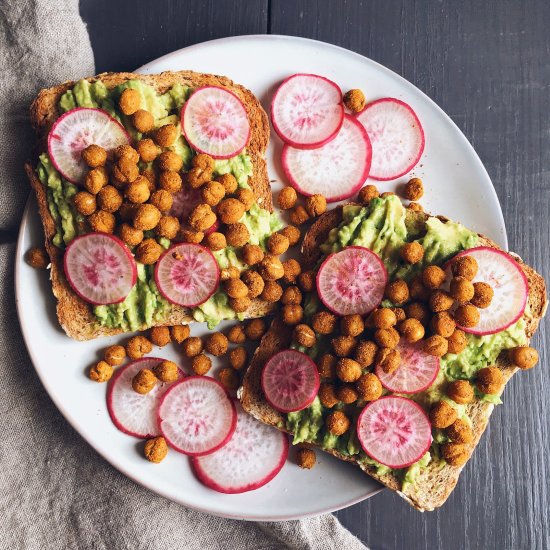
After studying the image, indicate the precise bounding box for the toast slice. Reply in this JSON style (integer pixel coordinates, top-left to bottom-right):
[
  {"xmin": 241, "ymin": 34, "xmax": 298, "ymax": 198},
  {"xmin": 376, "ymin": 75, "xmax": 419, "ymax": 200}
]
[
  {"xmin": 240, "ymin": 204, "xmax": 547, "ymax": 511},
  {"xmin": 26, "ymin": 71, "xmax": 274, "ymax": 340}
]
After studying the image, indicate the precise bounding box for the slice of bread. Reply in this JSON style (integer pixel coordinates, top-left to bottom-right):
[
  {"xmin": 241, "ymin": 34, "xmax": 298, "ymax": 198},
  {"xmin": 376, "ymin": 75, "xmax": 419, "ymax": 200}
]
[
  {"xmin": 240, "ymin": 204, "xmax": 547, "ymax": 511},
  {"xmin": 25, "ymin": 71, "xmax": 274, "ymax": 340}
]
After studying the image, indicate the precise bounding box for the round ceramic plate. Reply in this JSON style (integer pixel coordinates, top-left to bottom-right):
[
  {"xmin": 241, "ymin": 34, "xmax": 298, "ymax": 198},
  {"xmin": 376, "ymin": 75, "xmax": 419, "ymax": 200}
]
[{"xmin": 16, "ymin": 35, "xmax": 507, "ymax": 521}]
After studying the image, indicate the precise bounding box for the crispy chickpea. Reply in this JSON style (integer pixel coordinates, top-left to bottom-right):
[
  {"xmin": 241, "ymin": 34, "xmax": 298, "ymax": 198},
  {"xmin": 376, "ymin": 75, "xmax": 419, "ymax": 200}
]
[
  {"xmin": 225, "ymin": 223, "xmax": 250, "ymax": 247},
  {"xmin": 305, "ymin": 194, "xmax": 327, "ymax": 217},
  {"xmin": 236, "ymin": 188, "xmax": 255, "ymax": 211},
  {"xmin": 148, "ymin": 190, "xmax": 172, "ymax": 213},
  {"xmin": 230, "ymin": 347, "xmax": 248, "ymax": 370},
  {"xmin": 74, "ymin": 191, "xmax": 97, "ymax": 216},
  {"xmin": 404, "ymin": 177, "xmax": 424, "ymax": 201},
  {"xmin": 118, "ymin": 223, "xmax": 143, "ymax": 247},
  {"xmin": 277, "ymin": 187, "xmax": 298, "ymax": 210},
  {"xmin": 88, "ymin": 210, "xmax": 115, "ymax": 234},
  {"xmin": 205, "ymin": 332, "xmax": 229, "ymax": 356},
  {"xmin": 454, "ymin": 304, "xmax": 480, "ymax": 328},
  {"xmin": 132, "ymin": 109, "xmax": 154, "ymax": 133},
  {"xmin": 220, "ymin": 266, "xmax": 240, "ymax": 281},
  {"xmin": 281, "ymin": 259, "xmax": 301, "ymax": 284},
  {"xmin": 375, "ymin": 348, "xmax": 401, "ymax": 374},
  {"xmin": 115, "ymin": 144, "xmax": 140, "ymax": 163},
  {"xmin": 225, "ymin": 278, "xmax": 249, "ymax": 299},
  {"xmin": 429, "ymin": 290, "xmax": 455, "ymax": 313},
  {"xmin": 408, "ymin": 202, "xmax": 423, "ymax": 212},
  {"xmin": 336, "ymin": 358, "xmax": 362, "ymax": 383},
  {"xmin": 380, "ymin": 192, "xmax": 394, "ymax": 198},
  {"xmin": 143, "ymin": 169, "xmax": 157, "ymax": 193},
  {"xmin": 186, "ymin": 168, "xmax": 211, "ymax": 189},
  {"xmin": 430, "ymin": 312, "xmax": 456, "ymax": 338},
  {"xmin": 244, "ymin": 319, "xmax": 266, "ymax": 341},
  {"xmin": 144, "ymin": 436, "xmax": 168, "ymax": 463},
  {"xmin": 229, "ymin": 296, "xmax": 252, "ymax": 313},
  {"xmin": 336, "ymin": 384, "xmax": 358, "ymax": 405},
  {"xmin": 400, "ymin": 242, "xmax": 424, "ymax": 264},
  {"xmin": 446, "ymin": 380, "xmax": 474, "ymax": 404},
  {"xmin": 341, "ymin": 314, "xmax": 365, "ymax": 337},
  {"xmin": 119, "ymin": 88, "xmax": 141, "ymax": 115},
  {"xmin": 332, "ymin": 336, "xmax": 357, "ymax": 357},
  {"xmin": 113, "ymin": 156, "xmax": 139, "ymax": 184},
  {"xmin": 311, "ymin": 311, "xmax": 337, "ymax": 335},
  {"xmin": 133, "ymin": 203, "xmax": 162, "ymax": 231},
  {"xmin": 358, "ymin": 184, "xmax": 379, "ymax": 204},
  {"xmin": 471, "ymin": 282, "xmax": 494, "ymax": 309},
  {"xmin": 293, "ymin": 324, "xmax": 316, "ymax": 348},
  {"xmin": 326, "ymin": 410, "xmax": 350, "ymax": 436},
  {"xmin": 423, "ymin": 334, "xmax": 448, "ymax": 357},
  {"xmin": 201, "ymin": 181, "xmax": 226, "ymax": 206},
  {"xmin": 192, "ymin": 153, "xmax": 215, "ymax": 171},
  {"xmin": 441, "ymin": 443, "xmax": 469, "ymax": 466},
  {"xmin": 124, "ymin": 177, "xmax": 150, "ymax": 205},
  {"xmin": 298, "ymin": 270, "xmax": 316, "ymax": 292},
  {"xmin": 170, "ymin": 325, "xmax": 190, "ymax": 344},
  {"xmin": 450, "ymin": 276, "xmax": 475, "ymax": 304},
  {"xmin": 476, "ymin": 366, "xmax": 504, "ymax": 395},
  {"xmin": 343, "ymin": 88, "xmax": 366, "ymax": 112},
  {"xmin": 392, "ymin": 307, "xmax": 406, "ymax": 323},
  {"xmin": 509, "ymin": 346, "xmax": 539, "ymax": 370},
  {"xmin": 451, "ymin": 255, "xmax": 478, "ymax": 281},
  {"xmin": 405, "ymin": 302, "xmax": 430, "ymax": 326},
  {"xmin": 280, "ymin": 225, "xmax": 301, "ymax": 247},
  {"xmin": 183, "ymin": 336, "xmax": 203, "ymax": 358},
  {"xmin": 156, "ymin": 216, "xmax": 180, "ymax": 240},
  {"xmin": 191, "ymin": 354, "xmax": 212, "ymax": 376},
  {"xmin": 398, "ymin": 318, "xmax": 425, "ymax": 343},
  {"xmin": 372, "ymin": 308, "xmax": 397, "ymax": 329},
  {"xmin": 158, "ymin": 171, "xmax": 182, "ymax": 194},
  {"xmin": 217, "ymin": 198, "xmax": 245, "ymax": 224},
  {"xmin": 203, "ymin": 231, "xmax": 226, "ymax": 251},
  {"xmin": 97, "ymin": 185, "xmax": 122, "ymax": 213},
  {"xmin": 154, "ymin": 124, "xmax": 178, "ymax": 147},
  {"xmin": 356, "ymin": 372, "xmax": 383, "ymax": 401},
  {"xmin": 181, "ymin": 229, "xmax": 204, "ymax": 244},
  {"xmin": 422, "ymin": 265, "xmax": 446, "ymax": 290},
  {"xmin": 150, "ymin": 326, "xmax": 171, "ymax": 347},
  {"xmin": 289, "ymin": 205, "xmax": 310, "ymax": 226},
  {"xmin": 132, "ymin": 368, "xmax": 157, "ymax": 394},
  {"xmin": 188, "ymin": 203, "xmax": 217, "ymax": 232},
  {"xmin": 81, "ymin": 144, "xmax": 107, "ymax": 168},
  {"xmin": 282, "ymin": 304, "xmax": 304, "ymax": 325},
  {"xmin": 153, "ymin": 360, "xmax": 179, "ymax": 383},
  {"xmin": 260, "ymin": 281, "xmax": 283, "ymax": 302},
  {"xmin": 409, "ymin": 276, "xmax": 430, "ymax": 301},
  {"xmin": 385, "ymin": 280, "xmax": 410, "ymax": 305},
  {"xmin": 374, "ymin": 327, "xmax": 400, "ymax": 349},
  {"xmin": 354, "ymin": 340, "xmax": 378, "ymax": 367},
  {"xmin": 89, "ymin": 360, "xmax": 113, "ymax": 383},
  {"xmin": 258, "ymin": 255, "xmax": 285, "ymax": 281},
  {"xmin": 228, "ymin": 325, "xmax": 246, "ymax": 344},
  {"xmin": 282, "ymin": 286, "xmax": 303, "ymax": 306},
  {"xmin": 318, "ymin": 383, "xmax": 339, "ymax": 408},
  {"xmin": 136, "ymin": 138, "xmax": 159, "ymax": 162},
  {"xmin": 447, "ymin": 329, "xmax": 468, "ymax": 354},
  {"xmin": 218, "ymin": 367, "xmax": 240, "ymax": 391},
  {"xmin": 241, "ymin": 270, "xmax": 264, "ymax": 298},
  {"xmin": 104, "ymin": 344, "xmax": 126, "ymax": 366},
  {"xmin": 216, "ymin": 173, "xmax": 237, "ymax": 194},
  {"xmin": 317, "ymin": 354, "xmax": 336, "ymax": 379},
  {"xmin": 240, "ymin": 243, "xmax": 264, "ymax": 266},
  {"xmin": 157, "ymin": 151, "xmax": 183, "ymax": 172},
  {"xmin": 135, "ymin": 238, "xmax": 163, "ymax": 265},
  {"xmin": 429, "ymin": 401, "xmax": 458, "ymax": 429},
  {"xmin": 267, "ymin": 233, "xmax": 289, "ymax": 255},
  {"xmin": 447, "ymin": 419, "xmax": 474, "ymax": 445},
  {"xmin": 296, "ymin": 448, "xmax": 316, "ymax": 469},
  {"xmin": 84, "ymin": 166, "xmax": 108, "ymax": 194}
]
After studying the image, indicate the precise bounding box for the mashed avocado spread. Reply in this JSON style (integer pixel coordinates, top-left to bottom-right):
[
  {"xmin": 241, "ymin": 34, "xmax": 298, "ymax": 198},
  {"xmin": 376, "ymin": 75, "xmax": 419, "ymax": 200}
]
[{"xmin": 37, "ymin": 79, "xmax": 281, "ymax": 330}]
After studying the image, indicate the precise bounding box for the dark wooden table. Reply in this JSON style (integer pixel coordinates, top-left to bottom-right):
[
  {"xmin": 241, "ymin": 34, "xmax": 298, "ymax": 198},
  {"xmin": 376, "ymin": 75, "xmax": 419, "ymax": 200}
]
[{"xmin": 80, "ymin": 1, "xmax": 550, "ymax": 548}]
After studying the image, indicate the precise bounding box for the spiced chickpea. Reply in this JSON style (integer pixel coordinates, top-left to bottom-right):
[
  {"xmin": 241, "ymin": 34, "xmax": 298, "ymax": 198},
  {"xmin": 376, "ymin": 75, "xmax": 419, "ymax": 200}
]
[
  {"xmin": 398, "ymin": 318, "xmax": 425, "ymax": 343},
  {"xmin": 385, "ymin": 280, "xmax": 410, "ymax": 304},
  {"xmin": 245, "ymin": 319, "xmax": 266, "ymax": 341},
  {"xmin": 267, "ymin": 233, "xmax": 289, "ymax": 255},
  {"xmin": 392, "ymin": 307, "xmax": 406, "ymax": 323},
  {"xmin": 224, "ymin": 278, "xmax": 249, "ymax": 299},
  {"xmin": 201, "ymin": 181, "xmax": 226, "ymax": 206},
  {"xmin": 132, "ymin": 369, "xmax": 157, "ymax": 394},
  {"xmin": 118, "ymin": 223, "xmax": 143, "ymax": 247},
  {"xmin": 180, "ymin": 229, "xmax": 204, "ymax": 244},
  {"xmin": 220, "ymin": 266, "xmax": 240, "ymax": 281},
  {"xmin": 191, "ymin": 354, "xmax": 211, "ymax": 376},
  {"xmin": 317, "ymin": 354, "xmax": 336, "ymax": 379},
  {"xmin": 454, "ymin": 304, "xmax": 480, "ymax": 328},
  {"xmin": 205, "ymin": 332, "xmax": 229, "ymax": 356},
  {"xmin": 258, "ymin": 255, "xmax": 285, "ymax": 281},
  {"xmin": 336, "ymin": 384, "xmax": 358, "ymax": 405},
  {"xmin": 133, "ymin": 203, "xmax": 162, "ymax": 231},
  {"xmin": 422, "ymin": 265, "xmax": 446, "ymax": 289},
  {"xmin": 89, "ymin": 361, "xmax": 113, "ymax": 383},
  {"xmin": 429, "ymin": 290, "xmax": 454, "ymax": 313},
  {"xmin": 341, "ymin": 314, "xmax": 365, "ymax": 337},
  {"xmin": 157, "ymin": 151, "xmax": 183, "ymax": 172},
  {"xmin": 81, "ymin": 144, "xmax": 107, "ymax": 168},
  {"xmin": 115, "ymin": 144, "xmax": 140, "ymax": 163},
  {"xmin": 293, "ymin": 324, "xmax": 316, "ymax": 348},
  {"xmin": 136, "ymin": 138, "xmax": 159, "ymax": 162},
  {"xmin": 279, "ymin": 225, "xmax": 301, "ymax": 247},
  {"xmin": 148, "ymin": 190, "xmax": 172, "ymax": 213},
  {"xmin": 404, "ymin": 177, "xmax": 424, "ymax": 201},
  {"xmin": 282, "ymin": 259, "xmax": 302, "ymax": 284},
  {"xmin": 476, "ymin": 366, "xmax": 504, "ymax": 395},
  {"xmin": 471, "ymin": 282, "xmax": 494, "ymax": 309},
  {"xmin": 357, "ymin": 184, "xmax": 379, "ymax": 204},
  {"xmin": 509, "ymin": 346, "xmax": 539, "ymax": 370},
  {"xmin": 192, "ymin": 153, "xmax": 215, "ymax": 171},
  {"xmin": 74, "ymin": 191, "xmax": 97, "ymax": 216},
  {"xmin": 343, "ymin": 88, "xmax": 366, "ymax": 112},
  {"xmin": 407, "ymin": 202, "xmax": 423, "ymax": 212},
  {"xmin": 150, "ymin": 326, "xmax": 171, "ymax": 347},
  {"xmin": 103, "ymin": 345, "xmax": 126, "ymax": 366},
  {"xmin": 225, "ymin": 223, "xmax": 250, "ymax": 247},
  {"xmin": 229, "ymin": 347, "xmax": 248, "ymax": 370},
  {"xmin": 375, "ymin": 348, "xmax": 401, "ymax": 374},
  {"xmin": 183, "ymin": 336, "xmax": 203, "ymax": 358},
  {"xmin": 296, "ymin": 448, "xmax": 316, "ymax": 469},
  {"xmin": 143, "ymin": 169, "xmax": 157, "ymax": 192},
  {"xmin": 409, "ymin": 276, "xmax": 430, "ymax": 301},
  {"xmin": 326, "ymin": 411, "xmax": 350, "ymax": 436},
  {"xmin": 429, "ymin": 401, "xmax": 458, "ymax": 429},
  {"xmin": 84, "ymin": 166, "xmax": 108, "ymax": 194},
  {"xmin": 239, "ymin": 243, "xmax": 263, "ymax": 266},
  {"xmin": 119, "ymin": 88, "xmax": 141, "ymax": 115},
  {"xmin": 423, "ymin": 335, "xmax": 448, "ymax": 357},
  {"xmin": 318, "ymin": 383, "xmax": 339, "ymax": 408},
  {"xmin": 289, "ymin": 205, "xmax": 311, "ymax": 226},
  {"xmin": 241, "ymin": 270, "xmax": 264, "ymax": 298},
  {"xmin": 188, "ymin": 203, "xmax": 216, "ymax": 232},
  {"xmin": 170, "ymin": 325, "xmax": 190, "ymax": 344},
  {"xmin": 229, "ymin": 297, "xmax": 251, "ymax": 313},
  {"xmin": 217, "ymin": 198, "xmax": 245, "ymax": 224},
  {"xmin": 113, "ymin": 156, "xmax": 139, "ymax": 184},
  {"xmin": 331, "ymin": 336, "xmax": 357, "ymax": 357},
  {"xmin": 430, "ymin": 312, "xmax": 456, "ymax": 338},
  {"xmin": 447, "ymin": 329, "xmax": 468, "ymax": 354},
  {"xmin": 312, "ymin": 311, "xmax": 337, "ymax": 334},
  {"xmin": 186, "ymin": 167, "xmax": 211, "ymax": 189},
  {"xmin": 305, "ymin": 194, "xmax": 327, "ymax": 217},
  {"xmin": 441, "ymin": 443, "xmax": 469, "ymax": 466},
  {"xmin": 203, "ymin": 231, "xmax": 227, "ymax": 251},
  {"xmin": 236, "ymin": 188, "xmax": 255, "ymax": 211},
  {"xmin": 124, "ymin": 177, "xmax": 150, "ymax": 204},
  {"xmin": 277, "ymin": 186, "xmax": 297, "ymax": 210},
  {"xmin": 374, "ymin": 327, "xmax": 400, "ymax": 349},
  {"xmin": 282, "ymin": 286, "xmax": 303, "ymax": 306},
  {"xmin": 216, "ymin": 173, "xmax": 238, "ymax": 194},
  {"xmin": 336, "ymin": 358, "xmax": 362, "ymax": 383},
  {"xmin": 356, "ymin": 372, "xmax": 383, "ymax": 401},
  {"xmin": 372, "ymin": 308, "xmax": 397, "ymax": 329},
  {"xmin": 88, "ymin": 211, "xmax": 115, "ymax": 234},
  {"xmin": 354, "ymin": 340, "xmax": 378, "ymax": 367},
  {"xmin": 298, "ymin": 270, "xmax": 316, "ymax": 292},
  {"xmin": 153, "ymin": 360, "xmax": 179, "ymax": 383},
  {"xmin": 447, "ymin": 419, "xmax": 474, "ymax": 445},
  {"xmin": 400, "ymin": 242, "xmax": 424, "ymax": 264},
  {"xmin": 380, "ymin": 192, "xmax": 394, "ymax": 198},
  {"xmin": 97, "ymin": 185, "xmax": 123, "ymax": 212},
  {"xmin": 282, "ymin": 304, "xmax": 304, "ymax": 325},
  {"xmin": 135, "ymin": 238, "xmax": 163, "ymax": 265},
  {"xmin": 154, "ymin": 124, "xmax": 178, "ymax": 147},
  {"xmin": 451, "ymin": 255, "xmax": 478, "ymax": 280},
  {"xmin": 450, "ymin": 276, "xmax": 475, "ymax": 304},
  {"xmin": 227, "ymin": 324, "xmax": 246, "ymax": 344},
  {"xmin": 219, "ymin": 367, "xmax": 240, "ymax": 391},
  {"xmin": 446, "ymin": 380, "xmax": 474, "ymax": 404},
  {"xmin": 156, "ymin": 216, "xmax": 180, "ymax": 240},
  {"xmin": 132, "ymin": 109, "xmax": 155, "ymax": 133},
  {"xmin": 158, "ymin": 171, "xmax": 183, "ymax": 194},
  {"xmin": 260, "ymin": 281, "xmax": 283, "ymax": 302},
  {"xmin": 144, "ymin": 436, "xmax": 168, "ymax": 463}
]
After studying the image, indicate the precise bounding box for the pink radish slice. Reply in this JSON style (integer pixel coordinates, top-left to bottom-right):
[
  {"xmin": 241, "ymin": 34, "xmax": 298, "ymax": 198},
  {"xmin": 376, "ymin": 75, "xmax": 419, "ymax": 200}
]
[
  {"xmin": 355, "ymin": 98, "xmax": 425, "ymax": 181},
  {"xmin": 376, "ymin": 340, "xmax": 440, "ymax": 394},
  {"xmin": 261, "ymin": 350, "xmax": 320, "ymax": 413},
  {"xmin": 316, "ymin": 246, "xmax": 387, "ymax": 316},
  {"xmin": 357, "ymin": 396, "xmax": 432, "ymax": 469},
  {"xmin": 48, "ymin": 107, "xmax": 130, "ymax": 183},
  {"xmin": 281, "ymin": 115, "xmax": 372, "ymax": 202},
  {"xmin": 63, "ymin": 232, "xmax": 136, "ymax": 305},
  {"xmin": 447, "ymin": 247, "xmax": 528, "ymax": 335},
  {"xmin": 107, "ymin": 358, "xmax": 183, "ymax": 438},
  {"xmin": 191, "ymin": 402, "xmax": 288, "ymax": 493},
  {"xmin": 181, "ymin": 86, "xmax": 250, "ymax": 159},
  {"xmin": 158, "ymin": 376, "xmax": 236, "ymax": 456},
  {"xmin": 271, "ymin": 73, "xmax": 344, "ymax": 149},
  {"xmin": 154, "ymin": 243, "xmax": 219, "ymax": 307}
]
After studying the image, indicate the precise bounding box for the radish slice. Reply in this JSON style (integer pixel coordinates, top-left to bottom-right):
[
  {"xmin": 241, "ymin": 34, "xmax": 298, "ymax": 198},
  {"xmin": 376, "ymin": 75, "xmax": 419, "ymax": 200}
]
[
  {"xmin": 376, "ymin": 341, "xmax": 440, "ymax": 394},
  {"xmin": 357, "ymin": 396, "xmax": 432, "ymax": 469},
  {"xmin": 355, "ymin": 98, "xmax": 425, "ymax": 181},
  {"xmin": 316, "ymin": 246, "xmax": 387, "ymax": 316},
  {"xmin": 158, "ymin": 376, "xmax": 236, "ymax": 456},
  {"xmin": 281, "ymin": 115, "xmax": 372, "ymax": 202},
  {"xmin": 271, "ymin": 73, "xmax": 344, "ymax": 149},
  {"xmin": 447, "ymin": 247, "xmax": 528, "ymax": 335},
  {"xmin": 154, "ymin": 243, "xmax": 219, "ymax": 307},
  {"xmin": 48, "ymin": 107, "xmax": 130, "ymax": 184},
  {"xmin": 191, "ymin": 402, "xmax": 288, "ymax": 493},
  {"xmin": 63, "ymin": 233, "xmax": 137, "ymax": 305},
  {"xmin": 181, "ymin": 86, "xmax": 250, "ymax": 159},
  {"xmin": 261, "ymin": 350, "xmax": 320, "ymax": 413},
  {"xmin": 107, "ymin": 358, "xmax": 183, "ymax": 439}
]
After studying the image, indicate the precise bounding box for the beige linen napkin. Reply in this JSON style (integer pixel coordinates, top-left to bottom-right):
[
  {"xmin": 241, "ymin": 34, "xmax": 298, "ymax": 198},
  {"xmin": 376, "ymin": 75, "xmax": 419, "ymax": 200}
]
[{"xmin": 0, "ymin": 1, "xmax": 367, "ymax": 548}]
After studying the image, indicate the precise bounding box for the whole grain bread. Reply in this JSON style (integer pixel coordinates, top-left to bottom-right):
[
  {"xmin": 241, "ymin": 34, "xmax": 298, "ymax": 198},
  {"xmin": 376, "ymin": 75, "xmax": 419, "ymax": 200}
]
[
  {"xmin": 26, "ymin": 71, "xmax": 274, "ymax": 340},
  {"xmin": 239, "ymin": 204, "xmax": 547, "ymax": 511}
]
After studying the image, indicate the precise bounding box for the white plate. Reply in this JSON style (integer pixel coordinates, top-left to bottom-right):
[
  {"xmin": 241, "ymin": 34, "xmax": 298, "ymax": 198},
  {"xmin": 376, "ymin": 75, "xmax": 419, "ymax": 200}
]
[{"xmin": 16, "ymin": 35, "xmax": 506, "ymax": 521}]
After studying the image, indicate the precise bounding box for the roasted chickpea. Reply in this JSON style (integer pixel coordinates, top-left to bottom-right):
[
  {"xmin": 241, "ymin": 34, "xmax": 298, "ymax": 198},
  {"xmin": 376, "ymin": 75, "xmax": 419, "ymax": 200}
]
[
  {"xmin": 343, "ymin": 88, "xmax": 366, "ymax": 112},
  {"xmin": 336, "ymin": 384, "xmax": 358, "ymax": 405},
  {"xmin": 441, "ymin": 442, "xmax": 470, "ymax": 466},
  {"xmin": 277, "ymin": 186, "xmax": 297, "ymax": 210},
  {"xmin": 312, "ymin": 311, "xmax": 337, "ymax": 335},
  {"xmin": 450, "ymin": 276, "xmax": 475, "ymax": 304},
  {"xmin": 446, "ymin": 380, "xmax": 474, "ymax": 404},
  {"xmin": 236, "ymin": 188, "xmax": 255, "ymax": 211},
  {"xmin": 183, "ymin": 336, "xmax": 203, "ymax": 358},
  {"xmin": 476, "ymin": 366, "xmax": 504, "ymax": 395},
  {"xmin": 258, "ymin": 255, "xmax": 285, "ymax": 281},
  {"xmin": 186, "ymin": 167, "xmax": 211, "ymax": 189},
  {"xmin": 317, "ymin": 354, "xmax": 336, "ymax": 379},
  {"xmin": 150, "ymin": 326, "xmax": 171, "ymax": 347},
  {"xmin": 260, "ymin": 281, "xmax": 283, "ymax": 303},
  {"xmin": 423, "ymin": 334, "xmax": 448, "ymax": 357},
  {"xmin": 191, "ymin": 354, "xmax": 212, "ymax": 376},
  {"xmin": 447, "ymin": 329, "xmax": 468, "ymax": 354},
  {"xmin": 451, "ymin": 255, "xmax": 478, "ymax": 281},
  {"xmin": 115, "ymin": 144, "xmax": 140, "ymax": 163},
  {"xmin": 429, "ymin": 401, "xmax": 458, "ymax": 429},
  {"xmin": 157, "ymin": 151, "xmax": 183, "ymax": 172},
  {"xmin": 454, "ymin": 304, "xmax": 480, "ymax": 328},
  {"xmin": 305, "ymin": 194, "xmax": 327, "ymax": 217},
  {"xmin": 279, "ymin": 225, "xmax": 301, "ymax": 247},
  {"xmin": 104, "ymin": 344, "xmax": 126, "ymax": 366},
  {"xmin": 203, "ymin": 231, "xmax": 227, "ymax": 251},
  {"xmin": 293, "ymin": 324, "xmax": 316, "ymax": 348},
  {"xmin": 230, "ymin": 347, "xmax": 248, "ymax": 370},
  {"xmin": 341, "ymin": 314, "xmax": 365, "ymax": 337},
  {"xmin": 267, "ymin": 233, "xmax": 289, "ymax": 255},
  {"xmin": 219, "ymin": 367, "xmax": 240, "ymax": 391},
  {"xmin": 447, "ymin": 418, "xmax": 474, "ymax": 445},
  {"xmin": 318, "ymin": 383, "xmax": 339, "ymax": 408},
  {"xmin": 326, "ymin": 410, "xmax": 350, "ymax": 436},
  {"xmin": 216, "ymin": 173, "xmax": 238, "ymax": 194},
  {"xmin": 205, "ymin": 332, "xmax": 229, "ymax": 356},
  {"xmin": 298, "ymin": 270, "xmax": 316, "ymax": 292},
  {"xmin": 135, "ymin": 238, "xmax": 163, "ymax": 265},
  {"xmin": 282, "ymin": 259, "xmax": 301, "ymax": 284},
  {"xmin": 354, "ymin": 340, "xmax": 378, "ymax": 367},
  {"xmin": 244, "ymin": 319, "xmax": 266, "ymax": 341},
  {"xmin": 154, "ymin": 124, "xmax": 178, "ymax": 147},
  {"xmin": 289, "ymin": 205, "xmax": 310, "ymax": 226},
  {"xmin": 201, "ymin": 181, "xmax": 226, "ymax": 206},
  {"xmin": 180, "ymin": 229, "xmax": 204, "ymax": 244},
  {"xmin": 153, "ymin": 360, "xmax": 179, "ymax": 383},
  {"xmin": 148, "ymin": 190, "xmax": 172, "ymax": 213},
  {"xmin": 158, "ymin": 171, "xmax": 183, "ymax": 194},
  {"xmin": 118, "ymin": 223, "xmax": 144, "ymax": 247},
  {"xmin": 156, "ymin": 216, "xmax": 180, "ymax": 240},
  {"xmin": 385, "ymin": 280, "xmax": 410, "ymax": 305},
  {"xmin": 119, "ymin": 88, "xmax": 141, "ymax": 115},
  {"xmin": 81, "ymin": 144, "xmax": 107, "ymax": 168},
  {"xmin": 124, "ymin": 177, "xmax": 149, "ymax": 205},
  {"xmin": 113, "ymin": 156, "xmax": 139, "ymax": 184},
  {"xmin": 225, "ymin": 223, "xmax": 250, "ymax": 247},
  {"xmin": 404, "ymin": 177, "xmax": 424, "ymax": 201},
  {"xmin": 398, "ymin": 318, "xmax": 425, "ymax": 343},
  {"xmin": 84, "ymin": 166, "xmax": 108, "ymax": 194},
  {"xmin": 144, "ymin": 436, "xmax": 168, "ymax": 463},
  {"xmin": 133, "ymin": 203, "xmax": 161, "ymax": 231},
  {"xmin": 225, "ymin": 278, "xmax": 249, "ymax": 299},
  {"xmin": 88, "ymin": 210, "xmax": 115, "ymax": 233},
  {"xmin": 74, "ymin": 191, "xmax": 97, "ymax": 216},
  {"xmin": 217, "ymin": 198, "xmax": 245, "ymax": 224},
  {"xmin": 471, "ymin": 282, "xmax": 494, "ymax": 309},
  {"xmin": 375, "ymin": 348, "xmax": 401, "ymax": 374},
  {"xmin": 430, "ymin": 312, "xmax": 456, "ymax": 338},
  {"xmin": 132, "ymin": 109, "xmax": 154, "ymax": 133},
  {"xmin": 374, "ymin": 327, "xmax": 400, "ymax": 349},
  {"xmin": 509, "ymin": 346, "xmax": 539, "ymax": 370},
  {"xmin": 241, "ymin": 270, "xmax": 264, "ymax": 298},
  {"xmin": 296, "ymin": 448, "xmax": 316, "ymax": 469},
  {"xmin": 408, "ymin": 202, "xmax": 423, "ymax": 212},
  {"xmin": 336, "ymin": 358, "xmax": 362, "ymax": 383},
  {"xmin": 429, "ymin": 290, "xmax": 454, "ymax": 313},
  {"xmin": 282, "ymin": 304, "xmax": 304, "ymax": 325},
  {"xmin": 392, "ymin": 307, "xmax": 406, "ymax": 323},
  {"xmin": 188, "ymin": 203, "xmax": 216, "ymax": 232},
  {"xmin": 356, "ymin": 372, "xmax": 383, "ymax": 401},
  {"xmin": 422, "ymin": 265, "xmax": 446, "ymax": 289},
  {"xmin": 136, "ymin": 138, "xmax": 159, "ymax": 162},
  {"xmin": 405, "ymin": 302, "xmax": 430, "ymax": 325},
  {"xmin": 332, "ymin": 336, "xmax": 357, "ymax": 357},
  {"xmin": 409, "ymin": 276, "xmax": 430, "ymax": 301},
  {"xmin": 142, "ymin": 169, "xmax": 157, "ymax": 193},
  {"xmin": 227, "ymin": 324, "xmax": 246, "ymax": 344},
  {"xmin": 240, "ymin": 243, "xmax": 264, "ymax": 266},
  {"xmin": 357, "ymin": 184, "xmax": 379, "ymax": 204},
  {"xmin": 220, "ymin": 266, "xmax": 240, "ymax": 281},
  {"xmin": 372, "ymin": 308, "xmax": 397, "ymax": 329},
  {"xmin": 229, "ymin": 296, "xmax": 252, "ymax": 313},
  {"xmin": 89, "ymin": 360, "xmax": 113, "ymax": 383},
  {"xmin": 132, "ymin": 369, "xmax": 157, "ymax": 394},
  {"xmin": 170, "ymin": 325, "xmax": 190, "ymax": 344},
  {"xmin": 97, "ymin": 185, "xmax": 122, "ymax": 213},
  {"xmin": 192, "ymin": 153, "xmax": 215, "ymax": 171},
  {"xmin": 400, "ymin": 242, "xmax": 424, "ymax": 264},
  {"xmin": 380, "ymin": 192, "xmax": 394, "ymax": 198},
  {"xmin": 282, "ymin": 285, "xmax": 303, "ymax": 306}
]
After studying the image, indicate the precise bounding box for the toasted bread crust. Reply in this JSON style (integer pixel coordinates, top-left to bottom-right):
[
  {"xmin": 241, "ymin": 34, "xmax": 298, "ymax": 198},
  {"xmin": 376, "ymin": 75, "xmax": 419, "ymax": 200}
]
[
  {"xmin": 26, "ymin": 71, "xmax": 274, "ymax": 340},
  {"xmin": 240, "ymin": 205, "xmax": 547, "ymax": 511}
]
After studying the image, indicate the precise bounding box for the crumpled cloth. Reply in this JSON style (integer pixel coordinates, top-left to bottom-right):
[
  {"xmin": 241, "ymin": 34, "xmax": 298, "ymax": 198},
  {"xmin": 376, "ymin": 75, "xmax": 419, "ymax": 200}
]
[{"xmin": 0, "ymin": 1, "xmax": 367, "ymax": 548}]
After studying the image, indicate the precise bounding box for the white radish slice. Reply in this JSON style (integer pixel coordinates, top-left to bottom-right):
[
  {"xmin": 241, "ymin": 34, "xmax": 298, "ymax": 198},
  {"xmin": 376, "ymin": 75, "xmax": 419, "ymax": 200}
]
[
  {"xmin": 448, "ymin": 247, "xmax": 528, "ymax": 335},
  {"xmin": 271, "ymin": 73, "xmax": 344, "ymax": 149},
  {"xmin": 357, "ymin": 396, "xmax": 432, "ymax": 469},
  {"xmin": 107, "ymin": 358, "xmax": 183, "ymax": 439},
  {"xmin": 261, "ymin": 350, "xmax": 320, "ymax": 413},
  {"xmin": 376, "ymin": 340, "xmax": 440, "ymax": 394},
  {"xmin": 48, "ymin": 107, "xmax": 130, "ymax": 183},
  {"xmin": 191, "ymin": 402, "xmax": 288, "ymax": 493},
  {"xmin": 63, "ymin": 233, "xmax": 136, "ymax": 305},
  {"xmin": 316, "ymin": 246, "xmax": 387, "ymax": 316},
  {"xmin": 181, "ymin": 86, "xmax": 250, "ymax": 159},
  {"xmin": 158, "ymin": 376, "xmax": 237, "ymax": 456},
  {"xmin": 355, "ymin": 98, "xmax": 425, "ymax": 181},
  {"xmin": 154, "ymin": 243, "xmax": 219, "ymax": 307},
  {"xmin": 281, "ymin": 115, "xmax": 372, "ymax": 202}
]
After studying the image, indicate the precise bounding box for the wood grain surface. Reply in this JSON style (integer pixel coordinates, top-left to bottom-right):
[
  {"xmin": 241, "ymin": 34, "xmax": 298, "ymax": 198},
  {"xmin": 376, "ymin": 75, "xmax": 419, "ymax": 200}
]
[{"xmin": 77, "ymin": 1, "xmax": 549, "ymax": 548}]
